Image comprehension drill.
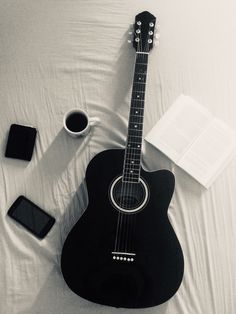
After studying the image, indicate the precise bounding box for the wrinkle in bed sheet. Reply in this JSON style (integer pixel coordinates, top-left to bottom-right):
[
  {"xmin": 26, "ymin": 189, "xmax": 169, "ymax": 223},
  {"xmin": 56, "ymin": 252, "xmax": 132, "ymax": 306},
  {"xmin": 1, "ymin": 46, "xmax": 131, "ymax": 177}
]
[{"xmin": 0, "ymin": 0, "xmax": 236, "ymax": 313}]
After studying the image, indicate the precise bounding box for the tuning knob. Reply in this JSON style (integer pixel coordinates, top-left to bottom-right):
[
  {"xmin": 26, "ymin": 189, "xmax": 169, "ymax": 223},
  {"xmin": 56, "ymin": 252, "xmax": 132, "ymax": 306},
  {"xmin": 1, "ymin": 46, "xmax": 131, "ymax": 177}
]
[{"xmin": 128, "ymin": 39, "xmax": 132, "ymax": 43}]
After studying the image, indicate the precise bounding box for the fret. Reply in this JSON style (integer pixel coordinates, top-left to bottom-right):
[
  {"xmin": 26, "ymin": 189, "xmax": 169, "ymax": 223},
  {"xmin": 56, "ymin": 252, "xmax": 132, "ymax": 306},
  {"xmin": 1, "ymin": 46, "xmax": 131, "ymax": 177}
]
[
  {"xmin": 126, "ymin": 141, "xmax": 142, "ymax": 146},
  {"xmin": 136, "ymin": 52, "xmax": 149, "ymax": 57},
  {"xmin": 129, "ymin": 118, "xmax": 143, "ymax": 124},
  {"xmin": 136, "ymin": 62, "xmax": 148, "ymax": 65},
  {"xmin": 124, "ymin": 159, "xmax": 141, "ymax": 164},
  {"xmin": 128, "ymin": 130, "xmax": 143, "ymax": 137},
  {"xmin": 131, "ymin": 99, "xmax": 144, "ymax": 102},
  {"xmin": 129, "ymin": 114, "xmax": 143, "ymax": 118},
  {"xmin": 132, "ymin": 90, "xmax": 145, "ymax": 93},
  {"xmin": 127, "ymin": 135, "xmax": 142, "ymax": 138},
  {"xmin": 129, "ymin": 121, "xmax": 143, "ymax": 124},
  {"xmin": 129, "ymin": 121, "xmax": 143, "ymax": 125},
  {"xmin": 129, "ymin": 128, "xmax": 142, "ymax": 132},
  {"xmin": 126, "ymin": 156, "xmax": 139, "ymax": 162},
  {"xmin": 130, "ymin": 107, "xmax": 144, "ymax": 112},
  {"xmin": 130, "ymin": 104, "xmax": 144, "ymax": 110},
  {"xmin": 126, "ymin": 144, "xmax": 142, "ymax": 149},
  {"xmin": 128, "ymin": 144, "xmax": 141, "ymax": 150},
  {"xmin": 127, "ymin": 136, "xmax": 142, "ymax": 140},
  {"xmin": 125, "ymin": 152, "xmax": 142, "ymax": 156},
  {"xmin": 129, "ymin": 124, "xmax": 143, "ymax": 132},
  {"xmin": 125, "ymin": 161, "xmax": 140, "ymax": 166},
  {"xmin": 124, "ymin": 164, "xmax": 141, "ymax": 168},
  {"xmin": 126, "ymin": 138, "xmax": 142, "ymax": 144},
  {"xmin": 124, "ymin": 164, "xmax": 141, "ymax": 169},
  {"xmin": 126, "ymin": 147, "xmax": 141, "ymax": 152}
]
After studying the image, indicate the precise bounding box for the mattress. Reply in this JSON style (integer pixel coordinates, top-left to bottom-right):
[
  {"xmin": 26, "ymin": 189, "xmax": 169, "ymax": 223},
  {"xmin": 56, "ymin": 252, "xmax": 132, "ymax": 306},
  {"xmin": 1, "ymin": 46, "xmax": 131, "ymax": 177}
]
[{"xmin": 0, "ymin": 0, "xmax": 236, "ymax": 313}]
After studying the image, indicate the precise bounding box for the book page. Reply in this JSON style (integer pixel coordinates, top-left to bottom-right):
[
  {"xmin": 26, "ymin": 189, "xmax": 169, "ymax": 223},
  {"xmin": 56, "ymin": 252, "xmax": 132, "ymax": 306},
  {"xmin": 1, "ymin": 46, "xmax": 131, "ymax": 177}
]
[
  {"xmin": 177, "ymin": 118, "xmax": 236, "ymax": 188},
  {"xmin": 145, "ymin": 95, "xmax": 212, "ymax": 162}
]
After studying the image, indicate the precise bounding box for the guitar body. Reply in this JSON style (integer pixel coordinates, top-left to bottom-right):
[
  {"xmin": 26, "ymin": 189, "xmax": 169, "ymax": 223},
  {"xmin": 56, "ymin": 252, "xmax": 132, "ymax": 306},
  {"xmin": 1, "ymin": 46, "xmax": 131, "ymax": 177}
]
[{"xmin": 61, "ymin": 149, "xmax": 184, "ymax": 308}]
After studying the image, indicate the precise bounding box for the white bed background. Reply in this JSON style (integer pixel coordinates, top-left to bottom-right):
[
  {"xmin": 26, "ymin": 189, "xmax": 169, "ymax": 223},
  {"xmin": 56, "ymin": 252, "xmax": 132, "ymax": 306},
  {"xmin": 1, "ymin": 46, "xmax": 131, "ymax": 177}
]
[{"xmin": 0, "ymin": 1, "xmax": 236, "ymax": 313}]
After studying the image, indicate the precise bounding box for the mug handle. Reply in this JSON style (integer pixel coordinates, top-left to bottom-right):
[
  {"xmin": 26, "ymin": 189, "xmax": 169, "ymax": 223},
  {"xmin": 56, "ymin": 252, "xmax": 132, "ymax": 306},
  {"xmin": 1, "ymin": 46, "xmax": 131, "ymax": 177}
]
[{"xmin": 89, "ymin": 117, "xmax": 100, "ymax": 126}]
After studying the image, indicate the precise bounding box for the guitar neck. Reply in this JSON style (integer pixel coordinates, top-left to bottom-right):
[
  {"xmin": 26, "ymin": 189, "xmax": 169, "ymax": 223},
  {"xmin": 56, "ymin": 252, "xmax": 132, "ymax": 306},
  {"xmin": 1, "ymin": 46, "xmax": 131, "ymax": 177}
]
[{"xmin": 122, "ymin": 52, "xmax": 149, "ymax": 183}]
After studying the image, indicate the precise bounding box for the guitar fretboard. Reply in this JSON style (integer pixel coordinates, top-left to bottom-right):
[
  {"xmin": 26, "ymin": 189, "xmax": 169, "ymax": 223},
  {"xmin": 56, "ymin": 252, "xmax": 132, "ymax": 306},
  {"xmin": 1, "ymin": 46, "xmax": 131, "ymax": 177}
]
[{"xmin": 122, "ymin": 53, "xmax": 148, "ymax": 183}]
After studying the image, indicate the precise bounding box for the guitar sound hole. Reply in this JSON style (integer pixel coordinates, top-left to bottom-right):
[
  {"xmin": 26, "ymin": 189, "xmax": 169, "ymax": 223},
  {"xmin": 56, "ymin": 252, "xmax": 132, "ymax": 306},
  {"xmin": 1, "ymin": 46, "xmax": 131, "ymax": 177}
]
[{"xmin": 109, "ymin": 176, "xmax": 149, "ymax": 214}]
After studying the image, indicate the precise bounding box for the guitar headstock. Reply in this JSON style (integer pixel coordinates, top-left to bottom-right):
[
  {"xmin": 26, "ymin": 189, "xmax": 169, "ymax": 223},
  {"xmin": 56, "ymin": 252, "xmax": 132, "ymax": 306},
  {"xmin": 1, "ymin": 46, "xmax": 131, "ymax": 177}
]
[{"xmin": 132, "ymin": 11, "xmax": 157, "ymax": 53}]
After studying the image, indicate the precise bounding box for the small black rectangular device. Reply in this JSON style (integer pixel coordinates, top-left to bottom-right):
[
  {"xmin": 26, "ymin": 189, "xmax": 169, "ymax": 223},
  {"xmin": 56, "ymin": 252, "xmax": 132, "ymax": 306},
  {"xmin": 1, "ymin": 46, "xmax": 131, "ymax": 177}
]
[
  {"xmin": 5, "ymin": 124, "xmax": 37, "ymax": 161},
  {"xmin": 7, "ymin": 196, "xmax": 55, "ymax": 239}
]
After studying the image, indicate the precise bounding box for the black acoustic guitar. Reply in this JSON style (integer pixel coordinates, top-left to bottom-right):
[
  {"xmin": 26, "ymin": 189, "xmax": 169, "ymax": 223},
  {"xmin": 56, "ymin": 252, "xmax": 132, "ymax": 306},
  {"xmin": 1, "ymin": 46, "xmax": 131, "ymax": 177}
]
[{"xmin": 61, "ymin": 11, "xmax": 184, "ymax": 308}]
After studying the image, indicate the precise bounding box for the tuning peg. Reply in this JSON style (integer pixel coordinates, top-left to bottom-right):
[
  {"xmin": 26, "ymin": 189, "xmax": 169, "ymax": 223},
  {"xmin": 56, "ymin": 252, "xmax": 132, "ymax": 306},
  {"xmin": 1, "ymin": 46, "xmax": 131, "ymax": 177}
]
[
  {"xmin": 155, "ymin": 33, "xmax": 160, "ymax": 39},
  {"xmin": 128, "ymin": 31, "xmax": 133, "ymax": 35},
  {"xmin": 154, "ymin": 40, "xmax": 160, "ymax": 47},
  {"xmin": 128, "ymin": 39, "xmax": 132, "ymax": 43}
]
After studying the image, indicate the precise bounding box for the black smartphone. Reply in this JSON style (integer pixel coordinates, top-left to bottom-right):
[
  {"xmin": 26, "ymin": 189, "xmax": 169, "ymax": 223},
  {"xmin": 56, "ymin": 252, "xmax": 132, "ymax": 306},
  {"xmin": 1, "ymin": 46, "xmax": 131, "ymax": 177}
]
[{"xmin": 7, "ymin": 196, "xmax": 55, "ymax": 239}]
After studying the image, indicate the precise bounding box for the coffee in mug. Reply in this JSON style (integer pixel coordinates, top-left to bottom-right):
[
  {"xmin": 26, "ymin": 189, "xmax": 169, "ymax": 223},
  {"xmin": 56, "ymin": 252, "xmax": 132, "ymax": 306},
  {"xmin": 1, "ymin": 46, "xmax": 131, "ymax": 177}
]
[{"xmin": 63, "ymin": 109, "xmax": 99, "ymax": 137}]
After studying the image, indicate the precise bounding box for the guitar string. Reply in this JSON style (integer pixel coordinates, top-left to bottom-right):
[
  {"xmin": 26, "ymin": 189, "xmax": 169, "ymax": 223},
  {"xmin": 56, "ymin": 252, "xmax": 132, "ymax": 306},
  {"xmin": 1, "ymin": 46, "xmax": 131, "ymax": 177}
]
[
  {"xmin": 124, "ymin": 27, "xmax": 143, "ymax": 254},
  {"xmin": 114, "ymin": 38, "xmax": 139, "ymax": 253},
  {"xmin": 127, "ymin": 30, "xmax": 144, "ymax": 254},
  {"xmin": 128, "ymin": 26, "xmax": 151, "ymax": 255},
  {"xmin": 134, "ymin": 25, "xmax": 153, "ymax": 253},
  {"xmin": 127, "ymin": 34, "xmax": 144, "ymax": 254},
  {"xmin": 114, "ymin": 20, "xmax": 153, "ymax": 255},
  {"xmin": 121, "ymin": 24, "xmax": 146, "ymax": 255},
  {"xmin": 118, "ymin": 26, "xmax": 142, "ymax": 254},
  {"xmin": 124, "ymin": 33, "xmax": 142, "ymax": 254}
]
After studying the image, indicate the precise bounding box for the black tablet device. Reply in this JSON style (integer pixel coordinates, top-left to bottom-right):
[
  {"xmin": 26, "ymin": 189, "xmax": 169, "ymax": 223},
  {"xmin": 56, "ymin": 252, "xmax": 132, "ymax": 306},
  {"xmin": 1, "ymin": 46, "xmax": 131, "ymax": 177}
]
[
  {"xmin": 7, "ymin": 196, "xmax": 55, "ymax": 239},
  {"xmin": 5, "ymin": 124, "xmax": 37, "ymax": 161}
]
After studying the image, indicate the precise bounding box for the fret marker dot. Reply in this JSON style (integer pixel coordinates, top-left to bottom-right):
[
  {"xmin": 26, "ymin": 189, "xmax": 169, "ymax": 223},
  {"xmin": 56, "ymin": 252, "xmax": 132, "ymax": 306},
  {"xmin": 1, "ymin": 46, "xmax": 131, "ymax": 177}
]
[
  {"xmin": 131, "ymin": 161, "xmax": 134, "ymax": 164},
  {"xmin": 130, "ymin": 170, "xmax": 133, "ymax": 173},
  {"xmin": 135, "ymin": 111, "xmax": 138, "ymax": 114},
  {"xmin": 134, "ymin": 125, "xmax": 137, "ymax": 128},
  {"xmin": 139, "ymin": 77, "xmax": 141, "ymax": 80},
  {"xmin": 137, "ymin": 145, "xmax": 140, "ymax": 148},
  {"xmin": 137, "ymin": 95, "xmax": 140, "ymax": 98}
]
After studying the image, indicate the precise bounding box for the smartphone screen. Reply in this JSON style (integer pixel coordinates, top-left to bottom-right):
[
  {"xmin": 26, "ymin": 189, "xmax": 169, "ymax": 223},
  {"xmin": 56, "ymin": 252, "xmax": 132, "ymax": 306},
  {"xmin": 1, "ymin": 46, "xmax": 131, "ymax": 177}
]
[{"xmin": 7, "ymin": 196, "xmax": 55, "ymax": 239}]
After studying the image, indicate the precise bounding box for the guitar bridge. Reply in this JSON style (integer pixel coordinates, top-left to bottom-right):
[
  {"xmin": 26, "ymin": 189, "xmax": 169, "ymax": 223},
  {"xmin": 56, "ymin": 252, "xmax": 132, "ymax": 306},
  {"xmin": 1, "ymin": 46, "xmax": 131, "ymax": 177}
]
[{"xmin": 111, "ymin": 251, "xmax": 136, "ymax": 262}]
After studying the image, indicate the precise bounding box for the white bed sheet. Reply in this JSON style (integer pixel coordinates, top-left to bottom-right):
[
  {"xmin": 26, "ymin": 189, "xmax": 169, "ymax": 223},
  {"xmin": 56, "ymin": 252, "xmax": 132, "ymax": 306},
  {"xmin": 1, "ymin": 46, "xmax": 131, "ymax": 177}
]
[{"xmin": 0, "ymin": 1, "xmax": 236, "ymax": 313}]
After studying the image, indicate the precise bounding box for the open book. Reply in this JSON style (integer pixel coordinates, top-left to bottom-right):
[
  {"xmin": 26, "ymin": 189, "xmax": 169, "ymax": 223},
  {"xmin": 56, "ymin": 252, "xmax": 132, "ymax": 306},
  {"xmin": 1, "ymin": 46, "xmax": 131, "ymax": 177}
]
[{"xmin": 145, "ymin": 95, "xmax": 236, "ymax": 188}]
